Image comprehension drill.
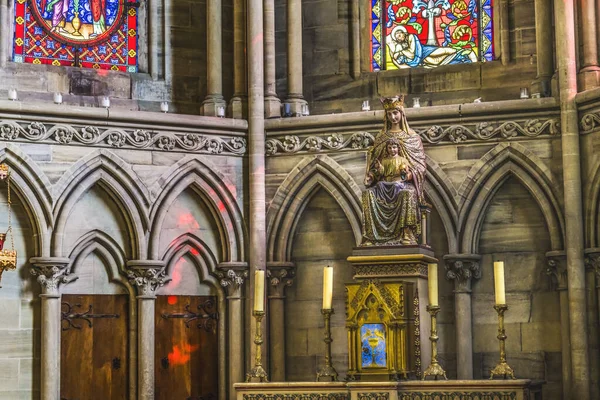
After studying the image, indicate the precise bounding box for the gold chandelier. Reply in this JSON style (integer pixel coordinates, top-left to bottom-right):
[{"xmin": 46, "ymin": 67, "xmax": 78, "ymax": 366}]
[{"xmin": 0, "ymin": 163, "xmax": 17, "ymax": 287}]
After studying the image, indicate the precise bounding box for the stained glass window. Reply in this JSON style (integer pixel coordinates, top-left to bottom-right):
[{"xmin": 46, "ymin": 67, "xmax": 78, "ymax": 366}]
[
  {"xmin": 370, "ymin": 0, "xmax": 493, "ymax": 70},
  {"xmin": 13, "ymin": 0, "xmax": 138, "ymax": 72}
]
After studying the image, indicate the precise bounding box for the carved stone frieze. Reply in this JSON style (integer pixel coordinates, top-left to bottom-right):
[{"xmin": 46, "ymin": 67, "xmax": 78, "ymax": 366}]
[
  {"xmin": 581, "ymin": 111, "xmax": 600, "ymax": 134},
  {"xmin": 398, "ymin": 392, "xmax": 517, "ymax": 400},
  {"xmin": 267, "ymin": 262, "xmax": 295, "ymax": 298},
  {"xmin": 0, "ymin": 119, "xmax": 247, "ymax": 155},
  {"xmin": 29, "ymin": 257, "xmax": 75, "ymax": 295},
  {"xmin": 243, "ymin": 394, "xmax": 348, "ymax": 400},
  {"xmin": 215, "ymin": 262, "xmax": 248, "ymax": 298},
  {"xmin": 546, "ymin": 251, "xmax": 568, "ymax": 290},
  {"xmin": 356, "ymin": 393, "xmax": 390, "ymax": 400},
  {"xmin": 265, "ymin": 118, "xmax": 560, "ymax": 155},
  {"xmin": 353, "ymin": 263, "xmax": 428, "ymax": 279},
  {"xmin": 126, "ymin": 260, "xmax": 169, "ymax": 297},
  {"xmin": 444, "ymin": 254, "xmax": 482, "ymax": 293}
]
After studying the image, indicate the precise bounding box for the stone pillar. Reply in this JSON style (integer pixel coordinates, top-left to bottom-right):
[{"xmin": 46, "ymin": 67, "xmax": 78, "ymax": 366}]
[
  {"xmin": 148, "ymin": 0, "xmax": 160, "ymax": 79},
  {"xmin": 444, "ymin": 254, "xmax": 481, "ymax": 379},
  {"xmin": 554, "ymin": 0, "xmax": 590, "ymax": 396},
  {"xmin": 267, "ymin": 262, "xmax": 295, "ymax": 381},
  {"xmin": 531, "ymin": 0, "xmax": 553, "ymax": 96},
  {"xmin": 499, "ymin": 0, "xmax": 511, "ymax": 65},
  {"xmin": 201, "ymin": 0, "xmax": 227, "ymax": 116},
  {"xmin": 0, "ymin": 0, "xmax": 7, "ymax": 68},
  {"xmin": 30, "ymin": 257, "xmax": 75, "ymax": 400},
  {"xmin": 585, "ymin": 249, "xmax": 600, "ymax": 399},
  {"xmin": 264, "ymin": 0, "xmax": 281, "ymax": 118},
  {"xmin": 283, "ymin": 0, "xmax": 308, "ymax": 116},
  {"xmin": 247, "ymin": 0, "xmax": 267, "ymax": 373},
  {"xmin": 546, "ymin": 252, "xmax": 572, "ymax": 400},
  {"xmin": 350, "ymin": 0, "xmax": 361, "ymax": 79},
  {"xmin": 216, "ymin": 264, "xmax": 247, "ymax": 400},
  {"xmin": 228, "ymin": 0, "xmax": 247, "ymax": 118},
  {"xmin": 126, "ymin": 260, "xmax": 168, "ymax": 400},
  {"xmin": 578, "ymin": 0, "xmax": 600, "ymax": 90}
]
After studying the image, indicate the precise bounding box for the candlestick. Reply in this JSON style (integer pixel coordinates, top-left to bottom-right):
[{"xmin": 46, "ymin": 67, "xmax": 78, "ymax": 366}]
[
  {"xmin": 254, "ymin": 270, "xmax": 264, "ymax": 312},
  {"xmin": 490, "ymin": 304, "xmax": 516, "ymax": 379},
  {"xmin": 422, "ymin": 305, "xmax": 447, "ymax": 380},
  {"xmin": 493, "ymin": 262, "xmax": 506, "ymax": 305},
  {"xmin": 316, "ymin": 308, "xmax": 338, "ymax": 381},
  {"xmin": 428, "ymin": 263, "xmax": 438, "ymax": 306},
  {"xmin": 322, "ymin": 266, "xmax": 333, "ymax": 309},
  {"xmin": 245, "ymin": 310, "xmax": 269, "ymax": 382}
]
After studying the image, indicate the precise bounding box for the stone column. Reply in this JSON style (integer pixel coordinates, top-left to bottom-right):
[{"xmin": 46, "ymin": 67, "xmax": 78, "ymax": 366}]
[
  {"xmin": 148, "ymin": 0, "xmax": 160, "ymax": 79},
  {"xmin": 283, "ymin": 0, "xmax": 308, "ymax": 116},
  {"xmin": 531, "ymin": 0, "xmax": 553, "ymax": 96},
  {"xmin": 499, "ymin": 0, "xmax": 511, "ymax": 65},
  {"xmin": 228, "ymin": 0, "xmax": 247, "ymax": 118},
  {"xmin": 201, "ymin": 0, "xmax": 227, "ymax": 116},
  {"xmin": 546, "ymin": 252, "xmax": 572, "ymax": 400},
  {"xmin": 585, "ymin": 249, "xmax": 600, "ymax": 399},
  {"xmin": 578, "ymin": 0, "xmax": 600, "ymax": 90},
  {"xmin": 0, "ymin": 0, "xmax": 8, "ymax": 68},
  {"xmin": 444, "ymin": 254, "xmax": 481, "ymax": 379},
  {"xmin": 216, "ymin": 264, "xmax": 247, "ymax": 400},
  {"xmin": 264, "ymin": 0, "xmax": 281, "ymax": 118},
  {"xmin": 30, "ymin": 257, "xmax": 75, "ymax": 400},
  {"xmin": 554, "ymin": 0, "xmax": 590, "ymax": 396},
  {"xmin": 267, "ymin": 262, "xmax": 295, "ymax": 381},
  {"xmin": 247, "ymin": 0, "xmax": 267, "ymax": 374},
  {"xmin": 350, "ymin": 0, "xmax": 361, "ymax": 79},
  {"xmin": 126, "ymin": 260, "xmax": 168, "ymax": 400}
]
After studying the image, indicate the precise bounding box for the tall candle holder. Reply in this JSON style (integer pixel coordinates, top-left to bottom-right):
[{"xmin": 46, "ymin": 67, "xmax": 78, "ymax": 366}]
[
  {"xmin": 422, "ymin": 305, "xmax": 447, "ymax": 380},
  {"xmin": 490, "ymin": 304, "xmax": 515, "ymax": 379},
  {"xmin": 246, "ymin": 310, "xmax": 269, "ymax": 382},
  {"xmin": 316, "ymin": 308, "xmax": 338, "ymax": 381}
]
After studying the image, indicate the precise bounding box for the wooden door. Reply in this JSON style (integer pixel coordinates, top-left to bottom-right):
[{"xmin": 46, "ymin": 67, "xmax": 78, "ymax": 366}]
[
  {"xmin": 155, "ymin": 295, "xmax": 218, "ymax": 400},
  {"xmin": 60, "ymin": 294, "xmax": 129, "ymax": 400}
]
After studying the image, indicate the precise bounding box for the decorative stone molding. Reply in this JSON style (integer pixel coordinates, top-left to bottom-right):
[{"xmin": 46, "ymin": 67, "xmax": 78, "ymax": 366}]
[
  {"xmin": 29, "ymin": 257, "xmax": 75, "ymax": 295},
  {"xmin": 0, "ymin": 119, "xmax": 247, "ymax": 155},
  {"xmin": 267, "ymin": 262, "xmax": 295, "ymax": 298},
  {"xmin": 215, "ymin": 262, "xmax": 248, "ymax": 298},
  {"xmin": 126, "ymin": 260, "xmax": 169, "ymax": 297},
  {"xmin": 585, "ymin": 248, "xmax": 600, "ymax": 280},
  {"xmin": 581, "ymin": 111, "xmax": 600, "ymax": 134},
  {"xmin": 546, "ymin": 251, "xmax": 568, "ymax": 290},
  {"xmin": 264, "ymin": 118, "xmax": 560, "ymax": 155},
  {"xmin": 443, "ymin": 254, "xmax": 482, "ymax": 293},
  {"xmin": 353, "ymin": 263, "xmax": 428, "ymax": 279}
]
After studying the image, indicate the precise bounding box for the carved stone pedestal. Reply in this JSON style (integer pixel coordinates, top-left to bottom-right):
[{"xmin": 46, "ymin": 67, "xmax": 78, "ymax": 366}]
[{"xmin": 346, "ymin": 245, "xmax": 438, "ymax": 380}]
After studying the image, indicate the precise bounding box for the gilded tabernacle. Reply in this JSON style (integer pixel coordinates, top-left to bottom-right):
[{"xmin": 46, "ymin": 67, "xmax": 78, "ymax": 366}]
[{"xmin": 362, "ymin": 96, "xmax": 427, "ymax": 246}]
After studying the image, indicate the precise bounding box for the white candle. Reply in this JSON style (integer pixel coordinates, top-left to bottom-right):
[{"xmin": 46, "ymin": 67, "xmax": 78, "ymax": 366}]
[
  {"xmin": 428, "ymin": 263, "xmax": 439, "ymax": 306},
  {"xmin": 254, "ymin": 270, "xmax": 265, "ymax": 312},
  {"xmin": 53, "ymin": 92, "xmax": 62, "ymax": 104},
  {"xmin": 493, "ymin": 261, "xmax": 506, "ymax": 305},
  {"xmin": 323, "ymin": 266, "xmax": 333, "ymax": 310}
]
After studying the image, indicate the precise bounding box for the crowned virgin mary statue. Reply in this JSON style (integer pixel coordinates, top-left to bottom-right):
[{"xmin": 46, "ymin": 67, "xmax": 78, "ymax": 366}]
[{"xmin": 361, "ymin": 96, "xmax": 426, "ymax": 246}]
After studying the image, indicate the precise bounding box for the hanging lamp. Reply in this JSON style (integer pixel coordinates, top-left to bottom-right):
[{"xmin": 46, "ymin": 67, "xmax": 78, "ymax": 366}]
[{"xmin": 0, "ymin": 163, "xmax": 17, "ymax": 287}]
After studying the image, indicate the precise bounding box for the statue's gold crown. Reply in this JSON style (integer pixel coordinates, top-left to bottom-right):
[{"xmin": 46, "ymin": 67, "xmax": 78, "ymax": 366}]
[{"xmin": 381, "ymin": 95, "xmax": 405, "ymax": 110}]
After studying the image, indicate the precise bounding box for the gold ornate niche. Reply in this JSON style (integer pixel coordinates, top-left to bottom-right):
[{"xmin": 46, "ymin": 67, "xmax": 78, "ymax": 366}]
[{"xmin": 345, "ymin": 279, "xmax": 416, "ymax": 381}]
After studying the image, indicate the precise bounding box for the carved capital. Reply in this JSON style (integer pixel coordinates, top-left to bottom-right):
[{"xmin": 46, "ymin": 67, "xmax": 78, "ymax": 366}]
[
  {"xmin": 29, "ymin": 257, "xmax": 75, "ymax": 296},
  {"xmin": 546, "ymin": 251, "xmax": 568, "ymax": 290},
  {"xmin": 443, "ymin": 254, "xmax": 482, "ymax": 293},
  {"xmin": 267, "ymin": 262, "xmax": 296, "ymax": 298},
  {"xmin": 126, "ymin": 260, "xmax": 169, "ymax": 298},
  {"xmin": 585, "ymin": 248, "xmax": 600, "ymax": 285},
  {"xmin": 215, "ymin": 262, "xmax": 248, "ymax": 298}
]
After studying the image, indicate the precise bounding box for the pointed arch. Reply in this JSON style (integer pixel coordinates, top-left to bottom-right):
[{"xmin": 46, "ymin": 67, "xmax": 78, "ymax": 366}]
[
  {"xmin": 424, "ymin": 154, "xmax": 459, "ymax": 253},
  {"xmin": 149, "ymin": 156, "xmax": 246, "ymax": 263},
  {"xmin": 52, "ymin": 150, "xmax": 150, "ymax": 259},
  {"xmin": 458, "ymin": 142, "xmax": 564, "ymax": 253},
  {"xmin": 266, "ymin": 155, "xmax": 363, "ymax": 262},
  {"xmin": 585, "ymin": 158, "xmax": 600, "ymax": 248},
  {"xmin": 0, "ymin": 143, "xmax": 53, "ymax": 256}
]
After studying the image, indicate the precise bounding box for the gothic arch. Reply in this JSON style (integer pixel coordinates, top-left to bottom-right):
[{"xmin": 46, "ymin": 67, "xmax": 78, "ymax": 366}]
[
  {"xmin": 148, "ymin": 156, "xmax": 246, "ymax": 263},
  {"xmin": 52, "ymin": 149, "xmax": 150, "ymax": 259},
  {"xmin": 424, "ymin": 154, "xmax": 459, "ymax": 253},
  {"xmin": 585, "ymin": 158, "xmax": 600, "ymax": 247},
  {"xmin": 160, "ymin": 232, "xmax": 226, "ymax": 400},
  {"xmin": 458, "ymin": 142, "xmax": 564, "ymax": 253},
  {"xmin": 267, "ymin": 155, "xmax": 363, "ymax": 262},
  {"xmin": 0, "ymin": 143, "xmax": 53, "ymax": 256}
]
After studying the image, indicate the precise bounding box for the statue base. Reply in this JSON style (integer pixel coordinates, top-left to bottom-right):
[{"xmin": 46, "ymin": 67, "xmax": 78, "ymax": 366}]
[{"xmin": 346, "ymin": 245, "xmax": 438, "ymax": 380}]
